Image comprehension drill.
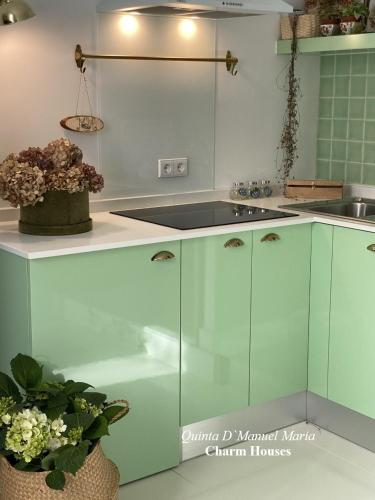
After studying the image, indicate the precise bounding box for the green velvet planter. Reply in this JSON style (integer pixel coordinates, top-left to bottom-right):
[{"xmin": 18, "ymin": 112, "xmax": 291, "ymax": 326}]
[{"xmin": 19, "ymin": 190, "xmax": 92, "ymax": 236}]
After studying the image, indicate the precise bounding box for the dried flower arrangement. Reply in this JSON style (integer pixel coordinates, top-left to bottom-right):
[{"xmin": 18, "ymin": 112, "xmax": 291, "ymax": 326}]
[
  {"xmin": 0, "ymin": 139, "xmax": 104, "ymax": 208},
  {"xmin": 277, "ymin": 15, "xmax": 301, "ymax": 192},
  {"xmin": 0, "ymin": 354, "xmax": 129, "ymax": 491}
]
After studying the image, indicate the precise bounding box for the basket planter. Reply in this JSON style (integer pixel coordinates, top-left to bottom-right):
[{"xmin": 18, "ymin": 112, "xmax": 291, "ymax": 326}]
[
  {"xmin": 320, "ymin": 18, "xmax": 341, "ymax": 36},
  {"xmin": 340, "ymin": 16, "xmax": 365, "ymax": 34},
  {"xmin": 0, "ymin": 444, "xmax": 119, "ymax": 500},
  {"xmin": 280, "ymin": 14, "xmax": 320, "ymax": 39},
  {"xmin": 19, "ymin": 190, "xmax": 92, "ymax": 236}
]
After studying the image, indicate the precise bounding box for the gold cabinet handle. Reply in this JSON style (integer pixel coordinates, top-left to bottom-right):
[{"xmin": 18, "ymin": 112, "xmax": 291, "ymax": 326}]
[
  {"xmin": 224, "ymin": 238, "xmax": 245, "ymax": 248},
  {"xmin": 261, "ymin": 233, "xmax": 280, "ymax": 243},
  {"xmin": 151, "ymin": 251, "xmax": 175, "ymax": 262},
  {"xmin": 367, "ymin": 244, "xmax": 375, "ymax": 252}
]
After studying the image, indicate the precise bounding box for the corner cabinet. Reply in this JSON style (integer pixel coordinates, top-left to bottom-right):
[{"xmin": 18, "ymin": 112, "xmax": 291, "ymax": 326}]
[
  {"xmin": 250, "ymin": 225, "xmax": 312, "ymax": 406},
  {"xmin": 329, "ymin": 227, "xmax": 375, "ymax": 419},
  {"xmin": 181, "ymin": 232, "xmax": 252, "ymax": 425},
  {"xmin": 0, "ymin": 244, "xmax": 181, "ymax": 485}
]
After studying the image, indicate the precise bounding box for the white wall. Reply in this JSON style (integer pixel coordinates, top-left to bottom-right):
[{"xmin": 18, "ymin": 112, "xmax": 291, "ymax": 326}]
[
  {"xmin": 0, "ymin": 0, "xmax": 320, "ymax": 207},
  {"xmin": 214, "ymin": 13, "xmax": 320, "ymax": 187}
]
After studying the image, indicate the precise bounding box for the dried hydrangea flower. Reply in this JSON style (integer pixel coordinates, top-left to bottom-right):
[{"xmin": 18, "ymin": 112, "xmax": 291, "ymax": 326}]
[
  {"xmin": 0, "ymin": 154, "xmax": 46, "ymax": 208},
  {"xmin": 81, "ymin": 163, "xmax": 104, "ymax": 193},
  {"xmin": 44, "ymin": 138, "xmax": 83, "ymax": 169},
  {"xmin": 46, "ymin": 165, "xmax": 87, "ymax": 193},
  {"xmin": 18, "ymin": 147, "xmax": 53, "ymax": 171}
]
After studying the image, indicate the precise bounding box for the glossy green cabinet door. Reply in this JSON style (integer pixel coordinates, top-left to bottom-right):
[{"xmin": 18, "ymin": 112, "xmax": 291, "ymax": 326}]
[
  {"xmin": 308, "ymin": 224, "xmax": 333, "ymax": 397},
  {"xmin": 181, "ymin": 232, "xmax": 252, "ymax": 425},
  {"xmin": 28, "ymin": 243, "xmax": 181, "ymax": 484},
  {"xmin": 250, "ymin": 224, "xmax": 311, "ymax": 406},
  {"xmin": 329, "ymin": 227, "xmax": 375, "ymax": 418}
]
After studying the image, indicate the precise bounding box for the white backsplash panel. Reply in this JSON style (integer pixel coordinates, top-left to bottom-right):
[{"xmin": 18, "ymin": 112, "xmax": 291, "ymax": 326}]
[{"xmin": 96, "ymin": 14, "xmax": 216, "ymax": 198}]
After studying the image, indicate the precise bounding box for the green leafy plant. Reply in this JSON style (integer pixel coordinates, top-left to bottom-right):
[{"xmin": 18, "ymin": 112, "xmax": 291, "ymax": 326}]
[
  {"xmin": 0, "ymin": 354, "xmax": 129, "ymax": 491},
  {"xmin": 340, "ymin": 0, "xmax": 369, "ymax": 20}
]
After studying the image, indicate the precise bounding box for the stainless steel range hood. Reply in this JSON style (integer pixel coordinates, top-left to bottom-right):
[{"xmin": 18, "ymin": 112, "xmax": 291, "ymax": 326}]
[{"xmin": 97, "ymin": 0, "xmax": 293, "ymax": 19}]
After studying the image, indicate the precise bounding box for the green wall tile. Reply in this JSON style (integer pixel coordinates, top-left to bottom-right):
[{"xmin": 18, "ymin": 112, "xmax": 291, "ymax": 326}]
[
  {"xmin": 319, "ymin": 99, "xmax": 333, "ymax": 118},
  {"xmin": 350, "ymin": 76, "xmax": 366, "ymax": 97},
  {"xmin": 336, "ymin": 55, "xmax": 350, "ymax": 75},
  {"xmin": 368, "ymin": 52, "xmax": 375, "ymax": 74},
  {"xmin": 333, "ymin": 120, "xmax": 347, "ymax": 139},
  {"xmin": 333, "ymin": 99, "xmax": 349, "ymax": 118},
  {"xmin": 331, "ymin": 161, "xmax": 345, "ymax": 181},
  {"xmin": 347, "ymin": 142, "xmax": 363, "ymax": 162},
  {"xmin": 321, "ymin": 78, "xmax": 334, "ymax": 97},
  {"xmin": 317, "ymin": 139, "xmax": 331, "ymax": 159},
  {"xmin": 332, "ymin": 141, "xmax": 346, "ymax": 161},
  {"xmin": 321, "ymin": 55, "xmax": 335, "ymax": 76},
  {"xmin": 316, "ymin": 160, "xmax": 330, "ymax": 178},
  {"xmin": 366, "ymin": 99, "xmax": 375, "ymax": 119},
  {"xmin": 351, "ymin": 54, "xmax": 367, "ymax": 74},
  {"xmin": 364, "ymin": 142, "xmax": 375, "ymax": 163},
  {"xmin": 317, "ymin": 51, "xmax": 375, "ymax": 185},
  {"xmin": 335, "ymin": 77, "xmax": 350, "ymax": 97},
  {"xmin": 318, "ymin": 119, "xmax": 332, "ymax": 139},
  {"xmin": 348, "ymin": 120, "xmax": 363, "ymax": 140},
  {"xmin": 367, "ymin": 76, "xmax": 375, "ymax": 97},
  {"xmin": 364, "ymin": 121, "xmax": 375, "ymax": 141},
  {"xmin": 349, "ymin": 98, "xmax": 365, "ymax": 119},
  {"xmin": 363, "ymin": 164, "xmax": 375, "ymax": 184},
  {"xmin": 346, "ymin": 162, "xmax": 362, "ymax": 183}
]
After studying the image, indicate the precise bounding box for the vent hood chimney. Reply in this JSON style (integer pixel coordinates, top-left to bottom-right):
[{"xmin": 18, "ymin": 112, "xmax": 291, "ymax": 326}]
[{"xmin": 97, "ymin": 0, "xmax": 293, "ymax": 20}]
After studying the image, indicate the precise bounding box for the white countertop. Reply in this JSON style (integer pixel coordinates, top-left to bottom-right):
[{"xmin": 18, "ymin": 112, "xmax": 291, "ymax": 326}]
[{"xmin": 1, "ymin": 196, "xmax": 375, "ymax": 260}]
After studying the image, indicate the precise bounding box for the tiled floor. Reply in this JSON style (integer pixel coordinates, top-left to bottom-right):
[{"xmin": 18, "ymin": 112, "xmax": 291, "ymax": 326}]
[{"xmin": 118, "ymin": 423, "xmax": 375, "ymax": 499}]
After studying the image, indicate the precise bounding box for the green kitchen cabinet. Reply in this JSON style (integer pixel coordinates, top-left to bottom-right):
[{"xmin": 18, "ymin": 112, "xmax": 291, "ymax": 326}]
[
  {"xmin": 308, "ymin": 223, "xmax": 334, "ymax": 398},
  {"xmin": 181, "ymin": 232, "xmax": 252, "ymax": 425},
  {"xmin": 250, "ymin": 224, "xmax": 312, "ymax": 406},
  {"xmin": 0, "ymin": 243, "xmax": 181, "ymax": 485},
  {"xmin": 329, "ymin": 227, "xmax": 375, "ymax": 419}
]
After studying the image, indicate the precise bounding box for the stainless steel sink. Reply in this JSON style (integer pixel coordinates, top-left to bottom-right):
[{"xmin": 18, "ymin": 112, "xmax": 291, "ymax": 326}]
[{"xmin": 280, "ymin": 198, "xmax": 375, "ymax": 224}]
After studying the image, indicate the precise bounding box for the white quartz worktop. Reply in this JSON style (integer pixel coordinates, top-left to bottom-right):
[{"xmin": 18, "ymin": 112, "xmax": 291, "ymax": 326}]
[{"xmin": 1, "ymin": 196, "xmax": 375, "ymax": 260}]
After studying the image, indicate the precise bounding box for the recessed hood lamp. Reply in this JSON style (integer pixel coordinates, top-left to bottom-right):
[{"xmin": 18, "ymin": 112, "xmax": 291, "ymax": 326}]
[{"xmin": 0, "ymin": 0, "xmax": 35, "ymax": 26}]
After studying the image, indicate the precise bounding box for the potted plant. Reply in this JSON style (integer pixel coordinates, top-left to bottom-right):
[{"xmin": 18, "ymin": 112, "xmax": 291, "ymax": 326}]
[
  {"xmin": 0, "ymin": 139, "xmax": 104, "ymax": 236},
  {"xmin": 320, "ymin": 2, "xmax": 341, "ymax": 36},
  {"xmin": 0, "ymin": 354, "xmax": 129, "ymax": 499},
  {"xmin": 339, "ymin": 0, "xmax": 369, "ymax": 34}
]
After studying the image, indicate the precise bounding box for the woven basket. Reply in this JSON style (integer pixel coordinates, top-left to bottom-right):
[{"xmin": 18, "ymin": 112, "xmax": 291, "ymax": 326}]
[
  {"xmin": 280, "ymin": 14, "xmax": 320, "ymax": 39},
  {"xmin": 0, "ymin": 444, "xmax": 119, "ymax": 500}
]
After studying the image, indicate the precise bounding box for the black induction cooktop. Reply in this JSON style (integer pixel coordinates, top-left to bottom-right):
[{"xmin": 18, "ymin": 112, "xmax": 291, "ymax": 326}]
[{"xmin": 111, "ymin": 201, "xmax": 298, "ymax": 230}]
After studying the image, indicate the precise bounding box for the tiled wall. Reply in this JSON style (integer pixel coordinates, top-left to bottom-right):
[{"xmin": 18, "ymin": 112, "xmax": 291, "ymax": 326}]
[{"xmin": 317, "ymin": 51, "xmax": 375, "ymax": 185}]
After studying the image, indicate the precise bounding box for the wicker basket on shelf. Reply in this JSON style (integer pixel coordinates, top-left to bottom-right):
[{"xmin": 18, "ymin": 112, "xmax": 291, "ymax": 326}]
[{"xmin": 280, "ymin": 14, "xmax": 320, "ymax": 39}]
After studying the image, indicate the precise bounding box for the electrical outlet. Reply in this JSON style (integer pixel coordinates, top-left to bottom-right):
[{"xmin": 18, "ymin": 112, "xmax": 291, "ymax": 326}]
[
  {"xmin": 158, "ymin": 159, "xmax": 175, "ymax": 178},
  {"xmin": 158, "ymin": 158, "xmax": 189, "ymax": 178},
  {"xmin": 174, "ymin": 158, "xmax": 188, "ymax": 177}
]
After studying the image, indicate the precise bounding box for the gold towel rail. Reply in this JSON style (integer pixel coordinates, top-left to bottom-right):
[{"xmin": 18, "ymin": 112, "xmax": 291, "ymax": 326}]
[{"xmin": 75, "ymin": 44, "xmax": 238, "ymax": 75}]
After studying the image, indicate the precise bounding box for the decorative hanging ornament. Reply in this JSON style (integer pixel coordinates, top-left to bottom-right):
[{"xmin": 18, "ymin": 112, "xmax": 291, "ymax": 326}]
[{"xmin": 60, "ymin": 66, "xmax": 104, "ymax": 133}]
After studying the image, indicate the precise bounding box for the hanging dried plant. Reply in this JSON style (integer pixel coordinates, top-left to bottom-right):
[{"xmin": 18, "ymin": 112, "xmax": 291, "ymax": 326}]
[{"xmin": 277, "ymin": 15, "xmax": 302, "ymax": 192}]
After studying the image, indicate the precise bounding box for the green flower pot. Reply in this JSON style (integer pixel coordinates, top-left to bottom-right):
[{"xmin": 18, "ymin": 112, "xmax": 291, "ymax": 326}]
[{"xmin": 19, "ymin": 190, "xmax": 92, "ymax": 236}]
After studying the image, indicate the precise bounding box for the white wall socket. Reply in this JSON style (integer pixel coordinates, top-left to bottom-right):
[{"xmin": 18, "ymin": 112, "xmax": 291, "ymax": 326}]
[{"xmin": 158, "ymin": 158, "xmax": 188, "ymax": 178}]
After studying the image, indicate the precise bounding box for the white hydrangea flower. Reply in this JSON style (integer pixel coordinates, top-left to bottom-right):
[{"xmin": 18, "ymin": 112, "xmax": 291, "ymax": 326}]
[
  {"xmin": 5, "ymin": 407, "xmax": 52, "ymax": 463},
  {"xmin": 1, "ymin": 414, "xmax": 11, "ymax": 426}
]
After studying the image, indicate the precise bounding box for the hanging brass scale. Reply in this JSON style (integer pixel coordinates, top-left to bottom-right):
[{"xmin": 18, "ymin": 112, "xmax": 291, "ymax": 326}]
[{"xmin": 60, "ymin": 63, "xmax": 104, "ymax": 133}]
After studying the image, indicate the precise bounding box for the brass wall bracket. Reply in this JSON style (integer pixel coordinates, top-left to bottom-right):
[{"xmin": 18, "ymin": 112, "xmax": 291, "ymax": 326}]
[{"xmin": 75, "ymin": 44, "xmax": 238, "ymax": 75}]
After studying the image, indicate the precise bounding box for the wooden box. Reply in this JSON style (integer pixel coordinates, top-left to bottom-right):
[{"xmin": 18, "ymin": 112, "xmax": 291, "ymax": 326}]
[{"xmin": 285, "ymin": 179, "xmax": 344, "ymax": 200}]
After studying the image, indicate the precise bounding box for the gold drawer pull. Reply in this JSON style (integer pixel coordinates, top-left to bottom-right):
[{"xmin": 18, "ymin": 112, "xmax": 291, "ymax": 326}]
[
  {"xmin": 367, "ymin": 244, "xmax": 375, "ymax": 252},
  {"xmin": 224, "ymin": 238, "xmax": 245, "ymax": 248},
  {"xmin": 151, "ymin": 251, "xmax": 175, "ymax": 262},
  {"xmin": 261, "ymin": 233, "xmax": 280, "ymax": 243}
]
